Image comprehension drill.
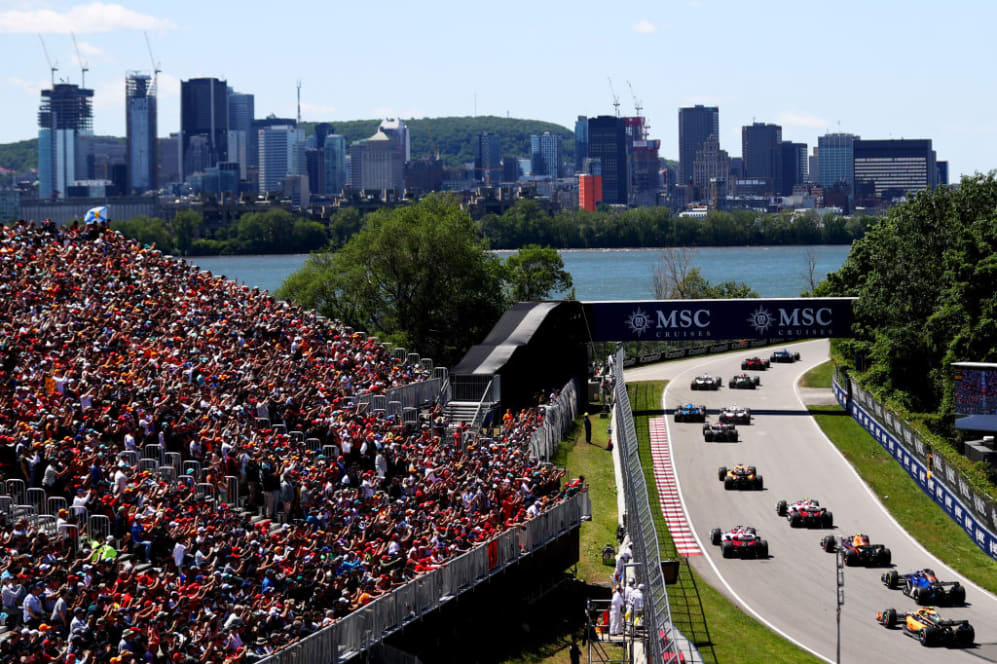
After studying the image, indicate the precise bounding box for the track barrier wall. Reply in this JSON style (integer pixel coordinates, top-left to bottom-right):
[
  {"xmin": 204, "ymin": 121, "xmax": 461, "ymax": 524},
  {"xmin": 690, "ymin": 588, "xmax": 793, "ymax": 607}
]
[
  {"xmin": 621, "ymin": 337, "xmax": 790, "ymax": 369},
  {"xmin": 832, "ymin": 370, "xmax": 997, "ymax": 562}
]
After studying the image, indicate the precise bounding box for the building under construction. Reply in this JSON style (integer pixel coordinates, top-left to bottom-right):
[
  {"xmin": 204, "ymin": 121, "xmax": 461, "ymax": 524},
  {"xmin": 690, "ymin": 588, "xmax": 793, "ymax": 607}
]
[
  {"xmin": 38, "ymin": 83, "xmax": 93, "ymax": 199},
  {"xmin": 126, "ymin": 73, "xmax": 158, "ymax": 193}
]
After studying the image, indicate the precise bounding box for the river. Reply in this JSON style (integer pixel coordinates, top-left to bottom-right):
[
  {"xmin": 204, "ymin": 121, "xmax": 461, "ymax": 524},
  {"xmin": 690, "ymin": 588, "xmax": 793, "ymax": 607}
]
[{"xmin": 188, "ymin": 245, "xmax": 851, "ymax": 299}]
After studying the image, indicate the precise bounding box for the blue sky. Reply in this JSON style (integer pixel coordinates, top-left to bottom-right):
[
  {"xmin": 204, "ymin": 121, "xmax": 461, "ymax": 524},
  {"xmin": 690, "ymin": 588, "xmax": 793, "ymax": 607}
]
[{"xmin": 1, "ymin": 0, "xmax": 993, "ymax": 178}]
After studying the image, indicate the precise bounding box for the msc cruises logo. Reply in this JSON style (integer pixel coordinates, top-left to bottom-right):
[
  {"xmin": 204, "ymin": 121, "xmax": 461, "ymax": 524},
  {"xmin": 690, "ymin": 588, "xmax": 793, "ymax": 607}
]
[
  {"xmin": 625, "ymin": 308, "xmax": 652, "ymax": 337},
  {"xmin": 746, "ymin": 306, "xmax": 775, "ymax": 334}
]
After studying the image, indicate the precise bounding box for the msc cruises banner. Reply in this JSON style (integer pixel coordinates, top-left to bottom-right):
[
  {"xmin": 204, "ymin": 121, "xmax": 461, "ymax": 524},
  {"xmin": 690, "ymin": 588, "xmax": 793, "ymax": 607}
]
[{"xmin": 585, "ymin": 298, "xmax": 856, "ymax": 342}]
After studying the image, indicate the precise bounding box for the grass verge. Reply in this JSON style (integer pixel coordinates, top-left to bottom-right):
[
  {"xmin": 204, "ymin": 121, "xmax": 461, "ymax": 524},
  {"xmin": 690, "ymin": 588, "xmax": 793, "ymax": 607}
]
[
  {"xmin": 799, "ymin": 360, "xmax": 834, "ymax": 388},
  {"xmin": 809, "ymin": 405, "xmax": 997, "ymax": 593},
  {"xmin": 628, "ymin": 381, "xmax": 824, "ymax": 664}
]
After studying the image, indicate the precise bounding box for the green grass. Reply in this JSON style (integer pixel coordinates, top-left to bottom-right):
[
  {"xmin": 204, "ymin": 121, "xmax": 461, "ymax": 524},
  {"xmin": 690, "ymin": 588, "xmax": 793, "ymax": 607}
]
[
  {"xmin": 628, "ymin": 381, "xmax": 824, "ymax": 664},
  {"xmin": 799, "ymin": 360, "xmax": 834, "ymax": 388},
  {"xmin": 810, "ymin": 405, "xmax": 997, "ymax": 593}
]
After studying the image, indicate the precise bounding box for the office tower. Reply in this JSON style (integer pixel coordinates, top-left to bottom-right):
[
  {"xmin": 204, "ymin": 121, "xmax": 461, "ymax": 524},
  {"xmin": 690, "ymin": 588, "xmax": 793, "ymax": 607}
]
[
  {"xmin": 378, "ymin": 118, "xmax": 410, "ymax": 163},
  {"xmin": 405, "ymin": 157, "xmax": 444, "ymax": 192},
  {"xmin": 530, "ymin": 132, "xmax": 562, "ymax": 178},
  {"xmin": 37, "ymin": 83, "xmax": 94, "ymax": 199},
  {"xmin": 632, "ymin": 138, "xmax": 660, "ymax": 205},
  {"xmin": 473, "ymin": 132, "xmax": 502, "ymax": 184},
  {"xmin": 159, "ymin": 133, "xmax": 180, "ymax": 185},
  {"xmin": 708, "ymin": 177, "xmax": 727, "ymax": 210},
  {"xmin": 258, "ymin": 125, "xmax": 305, "ymax": 193},
  {"xmin": 574, "ymin": 115, "xmax": 588, "ymax": 173},
  {"xmin": 313, "ymin": 123, "xmax": 332, "ymax": 150},
  {"xmin": 678, "ymin": 105, "xmax": 719, "ymax": 185},
  {"xmin": 126, "ymin": 73, "xmax": 157, "ymax": 193},
  {"xmin": 587, "ymin": 116, "xmax": 630, "ymax": 205},
  {"xmin": 817, "ymin": 133, "xmax": 859, "ymax": 192},
  {"xmin": 502, "ymin": 156, "xmax": 520, "ymax": 182},
  {"xmin": 693, "ymin": 134, "xmax": 730, "ymax": 196},
  {"xmin": 227, "ymin": 90, "xmax": 254, "ymax": 178},
  {"xmin": 180, "ymin": 77, "xmax": 228, "ymax": 180},
  {"xmin": 808, "ymin": 147, "xmax": 819, "ymax": 184},
  {"xmin": 780, "ymin": 142, "xmax": 807, "ymax": 195},
  {"xmin": 349, "ymin": 129, "xmax": 404, "ymax": 191},
  {"xmin": 305, "ymin": 149, "xmax": 324, "ymax": 195},
  {"xmin": 741, "ymin": 122, "xmax": 783, "ymax": 195},
  {"xmin": 579, "ymin": 173, "xmax": 603, "ymax": 212},
  {"xmin": 936, "ymin": 161, "xmax": 949, "ymax": 186},
  {"xmin": 852, "ymin": 139, "xmax": 936, "ymax": 204}
]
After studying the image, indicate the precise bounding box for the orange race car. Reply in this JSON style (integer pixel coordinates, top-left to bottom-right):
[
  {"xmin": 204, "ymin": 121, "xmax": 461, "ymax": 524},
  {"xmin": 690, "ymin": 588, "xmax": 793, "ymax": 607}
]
[{"xmin": 875, "ymin": 606, "xmax": 974, "ymax": 648}]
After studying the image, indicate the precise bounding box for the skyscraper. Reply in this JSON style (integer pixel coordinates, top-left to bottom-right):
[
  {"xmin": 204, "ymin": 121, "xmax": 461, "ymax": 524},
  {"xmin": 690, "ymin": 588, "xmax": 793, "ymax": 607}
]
[
  {"xmin": 780, "ymin": 142, "xmax": 807, "ymax": 195},
  {"xmin": 323, "ymin": 134, "xmax": 347, "ymax": 194},
  {"xmin": 678, "ymin": 105, "xmax": 719, "ymax": 186},
  {"xmin": 378, "ymin": 119, "xmax": 410, "ymax": 163},
  {"xmin": 349, "ymin": 129, "xmax": 404, "ymax": 192},
  {"xmin": 126, "ymin": 73, "xmax": 157, "ymax": 193},
  {"xmin": 587, "ymin": 116, "xmax": 630, "ymax": 205},
  {"xmin": 37, "ymin": 83, "xmax": 93, "ymax": 199},
  {"xmin": 530, "ymin": 132, "xmax": 562, "ymax": 178},
  {"xmin": 574, "ymin": 116, "xmax": 588, "ymax": 173},
  {"xmin": 817, "ymin": 133, "xmax": 859, "ymax": 193},
  {"xmin": 852, "ymin": 139, "xmax": 936, "ymax": 204},
  {"xmin": 692, "ymin": 134, "xmax": 730, "ymax": 195},
  {"xmin": 258, "ymin": 125, "xmax": 305, "ymax": 193},
  {"xmin": 227, "ymin": 90, "xmax": 254, "ymax": 179},
  {"xmin": 473, "ymin": 132, "xmax": 502, "ymax": 183},
  {"xmin": 180, "ymin": 77, "xmax": 228, "ymax": 180},
  {"xmin": 741, "ymin": 122, "xmax": 783, "ymax": 194}
]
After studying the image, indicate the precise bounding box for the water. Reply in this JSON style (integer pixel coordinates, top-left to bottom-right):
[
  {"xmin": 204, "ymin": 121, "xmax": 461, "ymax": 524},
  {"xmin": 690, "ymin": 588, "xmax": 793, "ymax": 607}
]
[{"xmin": 189, "ymin": 245, "xmax": 852, "ymax": 299}]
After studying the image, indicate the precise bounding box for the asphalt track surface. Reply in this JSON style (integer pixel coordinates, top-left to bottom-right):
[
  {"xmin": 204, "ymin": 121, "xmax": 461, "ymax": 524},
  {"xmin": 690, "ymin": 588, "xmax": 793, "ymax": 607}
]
[{"xmin": 625, "ymin": 339, "xmax": 997, "ymax": 663}]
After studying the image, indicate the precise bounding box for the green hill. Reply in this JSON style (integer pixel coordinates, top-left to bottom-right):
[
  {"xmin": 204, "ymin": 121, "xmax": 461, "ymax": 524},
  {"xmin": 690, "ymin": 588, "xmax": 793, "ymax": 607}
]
[{"xmin": 0, "ymin": 139, "xmax": 39, "ymax": 173}]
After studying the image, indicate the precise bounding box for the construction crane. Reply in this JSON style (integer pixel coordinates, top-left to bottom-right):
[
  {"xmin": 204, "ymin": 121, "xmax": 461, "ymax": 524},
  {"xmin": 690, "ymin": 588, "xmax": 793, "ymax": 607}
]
[
  {"xmin": 71, "ymin": 32, "xmax": 89, "ymax": 88},
  {"xmin": 38, "ymin": 34, "xmax": 58, "ymax": 87},
  {"xmin": 607, "ymin": 77, "xmax": 620, "ymax": 117},
  {"xmin": 144, "ymin": 31, "xmax": 161, "ymax": 89},
  {"xmin": 626, "ymin": 80, "xmax": 649, "ymax": 139}
]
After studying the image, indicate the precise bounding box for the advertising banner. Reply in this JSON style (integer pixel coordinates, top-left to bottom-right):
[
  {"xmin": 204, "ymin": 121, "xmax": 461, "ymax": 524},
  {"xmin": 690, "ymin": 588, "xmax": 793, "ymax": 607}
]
[{"xmin": 586, "ymin": 298, "xmax": 855, "ymax": 342}]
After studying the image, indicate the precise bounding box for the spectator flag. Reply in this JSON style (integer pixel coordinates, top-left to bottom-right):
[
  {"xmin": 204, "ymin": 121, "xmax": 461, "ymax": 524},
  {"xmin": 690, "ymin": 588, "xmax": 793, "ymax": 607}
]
[{"xmin": 84, "ymin": 205, "xmax": 108, "ymax": 224}]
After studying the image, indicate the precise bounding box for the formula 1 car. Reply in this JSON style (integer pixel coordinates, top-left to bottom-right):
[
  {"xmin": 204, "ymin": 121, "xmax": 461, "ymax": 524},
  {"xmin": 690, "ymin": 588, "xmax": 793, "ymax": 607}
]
[
  {"xmin": 718, "ymin": 405, "xmax": 752, "ymax": 425},
  {"xmin": 690, "ymin": 375, "xmax": 722, "ymax": 391},
  {"xmin": 718, "ymin": 464, "xmax": 763, "ymax": 490},
  {"xmin": 881, "ymin": 569, "xmax": 966, "ymax": 606},
  {"xmin": 741, "ymin": 357, "xmax": 770, "ymax": 371},
  {"xmin": 770, "ymin": 349, "xmax": 801, "ymax": 363},
  {"xmin": 703, "ymin": 420, "xmax": 739, "ymax": 442},
  {"xmin": 876, "ymin": 606, "xmax": 974, "ymax": 647},
  {"xmin": 820, "ymin": 533, "xmax": 891, "ymax": 566},
  {"xmin": 709, "ymin": 525, "xmax": 769, "ymax": 558},
  {"xmin": 776, "ymin": 498, "xmax": 833, "ymax": 528},
  {"xmin": 674, "ymin": 403, "xmax": 708, "ymax": 423},
  {"xmin": 728, "ymin": 374, "xmax": 760, "ymax": 389}
]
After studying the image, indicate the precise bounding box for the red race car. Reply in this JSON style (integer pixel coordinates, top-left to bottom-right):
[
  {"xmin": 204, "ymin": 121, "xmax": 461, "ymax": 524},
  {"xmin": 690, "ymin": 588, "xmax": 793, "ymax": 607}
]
[
  {"xmin": 709, "ymin": 525, "xmax": 769, "ymax": 559},
  {"xmin": 741, "ymin": 357, "xmax": 770, "ymax": 371},
  {"xmin": 776, "ymin": 498, "xmax": 833, "ymax": 528}
]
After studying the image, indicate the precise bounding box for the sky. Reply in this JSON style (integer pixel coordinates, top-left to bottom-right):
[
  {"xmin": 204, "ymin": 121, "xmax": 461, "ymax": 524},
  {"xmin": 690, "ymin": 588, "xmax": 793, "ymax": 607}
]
[{"xmin": 1, "ymin": 0, "xmax": 994, "ymax": 178}]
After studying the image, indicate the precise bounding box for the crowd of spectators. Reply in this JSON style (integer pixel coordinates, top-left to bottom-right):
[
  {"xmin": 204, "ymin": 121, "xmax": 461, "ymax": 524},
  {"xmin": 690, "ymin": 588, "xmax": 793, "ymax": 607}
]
[{"xmin": 0, "ymin": 220, "xmax": 571, "ymax": 663}]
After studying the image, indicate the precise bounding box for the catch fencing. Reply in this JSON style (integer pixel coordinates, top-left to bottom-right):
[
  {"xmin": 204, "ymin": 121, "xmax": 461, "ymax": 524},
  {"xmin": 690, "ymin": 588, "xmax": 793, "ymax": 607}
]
[
  {"xmin": 612, "ymin": 347, "xmax": 687, "ymax": 662},
  {"xmin": 529, "ymin": 378, "xmax": 580, "ymax": 462},
  {"xmin": 833, "ymin": 370, "xmax": 997, "ymax": 561}
]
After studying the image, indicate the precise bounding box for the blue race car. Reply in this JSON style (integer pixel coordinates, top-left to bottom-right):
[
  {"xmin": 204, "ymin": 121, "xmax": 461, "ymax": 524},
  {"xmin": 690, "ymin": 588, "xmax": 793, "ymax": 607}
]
[
  {"xmin": 674, "ymin": 403, "xmax": 707, "ymax": 423},
  {"xmin": 881, "ymin": 568, "xmax": 966, "ymax": 606},
  {"xmin": 770, "ymin": 348, "xmax": 801, "ymax": 363}
]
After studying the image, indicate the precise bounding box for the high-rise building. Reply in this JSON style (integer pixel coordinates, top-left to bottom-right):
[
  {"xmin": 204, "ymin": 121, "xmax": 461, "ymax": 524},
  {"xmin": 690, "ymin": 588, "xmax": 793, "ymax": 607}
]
[
  {"xmin": 180, "ymin": 77, "xmax": 228, "ymax": 180},
  {"xmin": 578, "ymin": 173, "xmax": 603, "ymax": 212},
  {"xmin": 473, "ymin": 132, "xmax": 502, "ymax": 184},
  {"xmin": 780, "ymin": 142, "xmax": 807, "ymax": 195},
  {"xmin": 126, "ymin": 73, "xmax": 157, "ymax": 193},
  {"xmin": 852, "ymin": 139, "xmax": 936, "ymax": 204},
  {"xmin": 693, "ymin": 134, "xmax": 730, "ymax": 196},
  {"xmin": 817, "ymin": 133, "xmax": 859, "ymax": 193},
  {"xmin": 227, "ymin": 90, "xmax": 254, "ymax": 179},
  {"xmin": 502, "ymin": 156, "xmax": 520, "ymax": 182},
  {"xmin": 37, "ymin": 83, "xmax": 94, "ymax": 199},
  {"xmin": 530, "ymin": 132, "xmax": 562, "ymax": 178},
  {"xmin": 159, "ymin": 133, "xmax": 180, "ymax": 185},
  {"xmin": 349, "ymin": 129, "xmax": 404, "ymax": 191},
  {"xmin": 807, "ymin": 147, "xmax": 819, "ymax": 184},
  {"xmin": 936, "ymin": 161, "xmax": 949, "ymax": 186},
  {"xmin": 587, "ymin": 116, "xmax": 630, "ymax": 205},
  {"xmin": 258, "ymin": 125, "xmax": 305, "ymax": 193},
  {"xmin": 574, "ymin": 115, "xmax": 588, "ymax": 173},
  {"xmin": 678, "ymin": 105, "xmax": 719, "ymax": 186},
  {"xmin": 323, "ymin": 135, "xmax": 347, "ymax": 195},
  {"xmin": 631, "ymin": 139, "xmax": 660, "ymax": 205},
  {"xmin": 741, "ymin": 123, "xmax": 783, "ymax": 195},
  {"xmin": 378, "ymin": 119, "xmax": 410, "ymax": 163}
]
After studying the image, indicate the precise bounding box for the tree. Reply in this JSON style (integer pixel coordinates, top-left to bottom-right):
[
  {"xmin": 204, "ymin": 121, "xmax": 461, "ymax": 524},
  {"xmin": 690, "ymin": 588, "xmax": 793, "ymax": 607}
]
[
  {"xmin": 653, "ymin": 247, "xmax": 757, "ymax": 299},
  {"xmin": 169, "ymin": 210, "xmax": 203, "ymax": 256},
  {"xmin": 503, "ymin": 244, "xmax": 573, "ymax": 301}
]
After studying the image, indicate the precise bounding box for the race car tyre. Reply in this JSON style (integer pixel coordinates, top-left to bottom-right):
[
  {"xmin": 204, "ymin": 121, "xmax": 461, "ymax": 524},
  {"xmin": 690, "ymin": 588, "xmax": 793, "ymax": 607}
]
[
  {"xmin": 950, "ymin": 584, "xmax": 966, "ymax": 605},
  {"xmin": 731, "ymin": 432, "xmax": 739, "ymax": 442},
  {"xmin": 721, "ymin": 542, "xmax": 733, "ymax": 558},
  {"xmin": 790, "ymin": 513, "xmax": 802, "ymax": 528},
  {"xmin": 880, "ymin": 608, "xmax": 897, "ymax": 627},
  {"xmin": 724, "ymin": 478, "xmax": 734, "ymax": 490},
  {"xmin": 704, "ymin": 433, "xmax": 713, "ymax": 442},
  {"xmin": 913, "ymin": 587, "xmax": 928, "ymax": 605},
  {"xmin": 822, "ymin": 512, "xmax": 834, "ymax": 528},
  {"xmin": 776, "ymin": 500, "xmax": 787, "ymax": 516},
  {"xmin": 741, "ymin": 362, "xmax": 748, "ymax": 370},
  {"xmin": 753, "ymin": 376, "xmax": 761, "ymax": 386},
  {"xmin": 821, "ymin": 535, "xmax": 835, "ymax": 553},
  {"xmin": 882, "ymin": 570, "xmax": 900, "ymax": 588},
  {"xmin": 747, "ymin": 466, "xmax": 756, "ymax": 475},
  {"xmin": 710, "ymin": 528, "xmax": 722, "ymax": 546},
  {"xmin": 690, "ymin": 383, "xmax": 698, "ymax": 391},
  {"xmin": 757, "ymin": 539, "xmax": 769, "ymax": 558},
  {"xmin": 920, "ymin": 626, "xmax": 940, "ymax": 647},
  {"xmin": 957, "ymin": 624, "xmax": 974, "ymax": 646},
  {"xmin": 718, "ymin": 466, "xmax": 727, "ymax": 480},
  {"xmin": 755, "ymin": 475, "xmax": 763, "ymax": 490},
  {"xmin": 879, "ymin": 548, "xmax": 892, "ymax": 566},
  {"xmin": 794, "ymin": 353, "xmax": 801, "ymax": 361},
  {"xmin": 845, "ymin": 550, "xmax": 858, "ymax": 566}
]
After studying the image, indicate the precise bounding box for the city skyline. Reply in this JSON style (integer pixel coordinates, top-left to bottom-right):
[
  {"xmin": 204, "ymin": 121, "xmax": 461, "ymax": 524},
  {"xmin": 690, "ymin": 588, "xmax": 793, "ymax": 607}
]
[{"xmin": 0, "ymin": 1, "xmax": 993, "ymax": 178}]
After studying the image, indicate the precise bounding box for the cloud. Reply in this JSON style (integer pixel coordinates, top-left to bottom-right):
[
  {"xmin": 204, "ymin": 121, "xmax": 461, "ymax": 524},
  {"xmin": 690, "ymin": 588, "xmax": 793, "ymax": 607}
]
[
  {"xmin": 632, "ymin": 19, "xmax": 656, "ymax": 34},
  {"xmin": 76, "ymin": 40, "xmax": 104, "ymax": 58},
  {"xmin": 8, "ymin": 76, "xmax": 47, "ymax": 95},
  {"xmin": 156, "ymin": 73, "xmax": 181, "ymax": 98},
  {"xmin": 0, "ymin": 3, "xmax": 176, "ymax": 34},
  {"xmin": 688, "ymin": 1, "xmax": 702, "ymax": 8},
  {"xmin": 777, "ymin": 111, "xmax": 827, "ymax": 129}
]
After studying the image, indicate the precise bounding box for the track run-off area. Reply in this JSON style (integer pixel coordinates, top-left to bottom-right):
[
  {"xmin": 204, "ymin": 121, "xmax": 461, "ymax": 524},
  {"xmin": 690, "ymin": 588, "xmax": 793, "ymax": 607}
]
[{"xmin": 625, "ymin": 339, "xmax": 997, "ymax": 663}]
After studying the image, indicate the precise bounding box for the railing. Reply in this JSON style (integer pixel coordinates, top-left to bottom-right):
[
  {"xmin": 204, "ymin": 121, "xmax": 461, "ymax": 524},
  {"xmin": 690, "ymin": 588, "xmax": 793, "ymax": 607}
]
[
  {"xmin": 613, "ymin": 346, "xmax": 685, "ymax": 663},
  {"xmin": 833, "ymin": 369, "xmax": 997, "ymax": 562},
  {"xmin": 450, "ymin": 374, "xmax": 501, "ymax": 403},
  {"xmin": 257, "ymin": 491, "xmax": 588, "ymax": 664},
  {"xmin": 469, "ymin": 378, "xmax": 494, "ymax": 432},
  {"xmin": 529, "ymin": 378, "xmax": 580, "ymax": 462}
]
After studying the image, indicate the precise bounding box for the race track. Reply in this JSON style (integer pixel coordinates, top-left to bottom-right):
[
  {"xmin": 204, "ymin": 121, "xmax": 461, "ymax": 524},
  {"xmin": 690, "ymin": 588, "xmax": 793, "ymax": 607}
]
[{"xmin": 626, "ymin": 339, "xmax": 997, "ymax": 663}]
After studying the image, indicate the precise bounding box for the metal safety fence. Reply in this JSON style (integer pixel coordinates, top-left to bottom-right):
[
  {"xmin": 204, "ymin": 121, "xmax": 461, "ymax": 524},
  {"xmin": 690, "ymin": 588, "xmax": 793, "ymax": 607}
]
[
  {"xmin": 612, "ymin": 346, "xmax": 684, "ymax": 662},
  {"xmin": 833, "ymin": 369, "xmax": 997, "ymax": 561},
  {"xmin": 529, "ymin": 378, "xmax": 580, "ymax": 462},
  {"xmin": 257, "ymin": 491, "xmax": 588, "ymax": 664}
]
